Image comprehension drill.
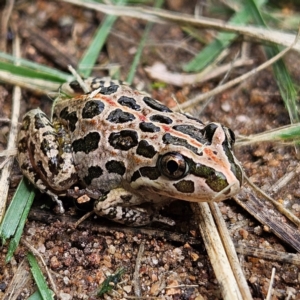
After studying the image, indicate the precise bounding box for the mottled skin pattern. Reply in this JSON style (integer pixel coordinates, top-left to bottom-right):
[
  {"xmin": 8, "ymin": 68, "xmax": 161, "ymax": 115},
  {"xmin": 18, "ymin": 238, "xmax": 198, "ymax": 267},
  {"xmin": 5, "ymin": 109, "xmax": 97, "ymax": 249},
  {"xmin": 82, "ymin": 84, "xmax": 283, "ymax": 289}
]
[{"xmin": 17, "ymin": 78, "xmax": 243, "ymax": 226}]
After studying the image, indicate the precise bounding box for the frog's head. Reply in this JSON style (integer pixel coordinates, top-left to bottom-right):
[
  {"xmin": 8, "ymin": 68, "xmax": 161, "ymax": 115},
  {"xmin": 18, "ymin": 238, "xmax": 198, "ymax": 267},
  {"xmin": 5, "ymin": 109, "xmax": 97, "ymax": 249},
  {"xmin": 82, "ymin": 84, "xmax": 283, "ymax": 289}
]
[{"xmin": 130, "ymin": 122, "xmax": 243, "ymax": 202}]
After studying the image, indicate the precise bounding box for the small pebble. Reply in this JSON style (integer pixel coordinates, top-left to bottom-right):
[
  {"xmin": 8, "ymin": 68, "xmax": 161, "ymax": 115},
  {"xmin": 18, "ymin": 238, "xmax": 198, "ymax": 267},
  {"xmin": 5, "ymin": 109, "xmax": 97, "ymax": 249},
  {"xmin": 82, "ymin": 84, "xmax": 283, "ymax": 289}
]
[
  {"xmin": 59, "ymin": 292, "xmax": 72, "ymax": 300},
  {"xmin": 221, "ymin": 102, "xmax": 231, "ymax": 112}
]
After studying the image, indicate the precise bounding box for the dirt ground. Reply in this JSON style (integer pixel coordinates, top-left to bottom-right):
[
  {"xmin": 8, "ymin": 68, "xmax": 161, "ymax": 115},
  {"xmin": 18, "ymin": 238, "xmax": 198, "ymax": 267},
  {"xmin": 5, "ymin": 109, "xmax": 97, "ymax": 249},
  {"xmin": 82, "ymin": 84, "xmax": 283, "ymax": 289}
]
[{"xmin": 1, "ymin": 1, "xmax": 300, "ymax": 299}]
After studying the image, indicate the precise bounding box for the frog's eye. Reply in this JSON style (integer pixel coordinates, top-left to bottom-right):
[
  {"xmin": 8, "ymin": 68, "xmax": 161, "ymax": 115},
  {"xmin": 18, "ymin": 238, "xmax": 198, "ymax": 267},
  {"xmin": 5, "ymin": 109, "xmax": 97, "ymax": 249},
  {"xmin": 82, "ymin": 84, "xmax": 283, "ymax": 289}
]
[{"xmin": 158, "ymin": 152, "xmax": 188, "ymax": 179}]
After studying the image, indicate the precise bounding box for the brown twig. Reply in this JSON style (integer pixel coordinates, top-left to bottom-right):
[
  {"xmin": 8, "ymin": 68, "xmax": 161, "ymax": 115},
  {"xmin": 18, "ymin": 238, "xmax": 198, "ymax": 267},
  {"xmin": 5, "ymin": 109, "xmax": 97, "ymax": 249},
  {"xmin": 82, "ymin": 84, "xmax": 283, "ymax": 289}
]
[
  {"xmin": 133, "ymin": 241, "xmax": 145, "ymax": 297},
  {"xmin": 0, "ymin": 0, "xmax": 15, "ymax": 52},
  {"xmin": 0, "ymin": 32, "xmax": 21, "ymax": 223}
]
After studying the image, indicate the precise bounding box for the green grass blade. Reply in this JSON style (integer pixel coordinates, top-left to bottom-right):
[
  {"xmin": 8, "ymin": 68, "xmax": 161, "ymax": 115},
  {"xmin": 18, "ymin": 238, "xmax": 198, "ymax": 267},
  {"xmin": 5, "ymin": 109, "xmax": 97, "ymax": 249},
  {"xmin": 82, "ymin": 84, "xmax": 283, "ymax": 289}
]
[
  {"xmin": 273, "ymin": 124, "xmax": 300, "ymax": 141},
  {"xmin": 247, "ymin": 0, "xmax": 299, "ymax": 124},
  {"xmin": 126, "ymin": 21, "xmax": 152, "ymax": 84},
  {"xmin": 78, "ymin": 0, "xmax": 127, "ymax": 78},
  {"xmin": 78, "ymin": 16, "xmax": 118, "ymax": 78},
  {"xmin": 4, "ymin": 180, "xmax": 36, "ymax": 263},
  {"xmin": 0, "ymin": 178, "xmax": 35, "ymax": 244},
  {"xmin": 237, "ymin": 123, "xmax": 300, "ymax": 146},
  {"xmin": 0, "ymin": 52, "xmax": 71, "ymax": 82},
  {"xmin": 126, "ymin": 0, "xmax": 164, "ymax": 84},
  {"xmin": 27, "ymin": 252, "xmax": 55, "ymax": 300},
  {"xmin": 0, "ymin": 60, "xmax": 65, "ymax": 83},
  {"xmin": 183, "ymin": 0, "xmax": 265, "ymax": 72},
  {"xmin": 28, "ymin": 291, "xmax": 43, "ymax": 300}
]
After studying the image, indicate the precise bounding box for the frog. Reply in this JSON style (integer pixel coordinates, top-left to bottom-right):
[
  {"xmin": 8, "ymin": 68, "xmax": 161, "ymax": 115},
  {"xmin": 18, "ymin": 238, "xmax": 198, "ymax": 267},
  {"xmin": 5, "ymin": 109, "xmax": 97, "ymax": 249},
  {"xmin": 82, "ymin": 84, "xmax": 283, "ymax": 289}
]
[{"xmin": 17, "ymin": 77, "xmax": 243, "ymax": 226}]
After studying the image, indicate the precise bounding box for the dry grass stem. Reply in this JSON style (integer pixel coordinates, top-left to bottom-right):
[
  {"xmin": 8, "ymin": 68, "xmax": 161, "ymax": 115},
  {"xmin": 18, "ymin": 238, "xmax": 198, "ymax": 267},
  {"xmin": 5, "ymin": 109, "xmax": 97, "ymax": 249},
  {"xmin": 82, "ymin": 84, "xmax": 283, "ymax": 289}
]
[
  {"xmin": 0, "ymin": 71, "xmax": 61, "ymax": 94},
  {"xmin": 266, "ymin": 268, "xmax": 276, "ymax": 300},
  {"xmin": 74, "ymin": 210, "xmax": 94, "ymax": 228},
  {"xmin": 145, "ymin": 57, "xmax": 253, "ymax": 87},
  {"xmin": 133, "ymin": 241, "xmax": 145, "ymax": 297},
  {"xmin": 245, "ymin": 176, "xmax": 300, "ymax": 228},
  {"xmin": 209, "ymin": 202, "xmax": 253, "ymax": 300},
  {"xmin": 0, "ymin": 0, "xmax": 15, "ymax": 52},
  {"xmin": 180, "ymin": 29, "xmax": 300, "ymax": 111},
  {"xmin": 234, "ymin": 244, "xmax": 300, "ymax": 266},
  {"xmin": 235, "ymin": 186, "xmax": 300, "ymax": 252},
  {"xmin": 2, "ymin": 260, "xmax": 31, "ymax": 300},
  {"xmin": 68, "ymin": 65, "xmax": 91, "ymax": 93},
  {"xmin": 0, "ymin": 117, "xmax": 11, "ymax": 123},
  {"xmin": 191, "ymin": 202, "xmax": 244, "ymax": 300},
  {"xmin": 269, "ymin": 164, "xmax": 300, "ymax": 195},
  {"xmin": 61, "ymin": 0, "xmax": 300, "ymax": 52},
  {"xmin": 0, "ymin": 149, "xmax": 18, "ymax": 158},
  {"xmin": 236, "ymin": 123, "xmax": 300, "ymax": 147},
  {"xmin": 0, "ymin": 34, "xmax": 21, "ymax": 223}
]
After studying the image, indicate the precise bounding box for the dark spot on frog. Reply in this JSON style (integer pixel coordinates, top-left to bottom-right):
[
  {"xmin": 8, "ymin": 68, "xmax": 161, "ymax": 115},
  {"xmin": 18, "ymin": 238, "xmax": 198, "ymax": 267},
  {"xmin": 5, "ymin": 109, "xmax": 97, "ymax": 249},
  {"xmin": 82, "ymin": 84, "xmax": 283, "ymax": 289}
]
[
  {"xmin": 32, "ymin": 167, "xmax": 45, "ymax": 185},
  {"xmin": 150, "ymin": 114, "xmax": 173, "ymax": 124},
  {"xmin": 20, "ymin": 162, "xmax": 33, "ymax": 174},
  {"xmin": 181, "ymin": 113, "xmax": 204, "ymax": 124},
  {"xmin": 69, "ymin": 80, "xmax": 85, "ymax": 93},
  {"xmin": 99, "ymin": 85, "xmax": 119, "ymax": 95},
  {"xmin": 40, "ymin": 138, "xmax": 52, "ymax": 157},
  {"xmin": 105, "ymin": 160, "xmax": 126, "ymax": 175},
  {"xmin": 143, "ymin": 96, "xmax": 172, "ymax": 113},
  {"xmin": 59, "ymin": 108, "xmax": 78, "ymax": 132},
  {"xmin": 37, "ymin": 160, "xmax": 48, "ymax": 178},
  {"xmin": 117, "ymin": 96, "xmax": 141, "ymax": 111},
  {"xmin": 66, "ymin": 112, "xmax": 78, "ymax": 132},
  {"xmin": 108, "ymin": 130, "xmax": 138, "ymax": 151},
  {"xmin": 92, "ymin": 77, "xmax": 102, "ymax": 86},
  {"xmin": 222, "ymin": 146, "xmax": 243, "ymax": 186},
  {"xmin": 172, "ymin": 125, "xmax": 207, "ymax": 144},
  {"xmin": 17, "ymin": 137, "xmax": 28, "ymax": 153},
  {"xmin": 83, "ymin": 166, "xmax": 103, "ymax": 185},
  {"xmin": 190, "ymin": 162, "xmax": 229, "ymax": 192},
  {"xmin": 107, "ymin": 108, "xmax": 135, "ymax": 123},
  {"xmin": 136, "ymin": 140, "xmax": 157, "ymax": 158},
  {"xmin": 174, "ymin": 180, "xmax": 195, "ymax": 193},
  {"xmin": 120, "ymin": 194, "xmax": 132, "ymax": 202},
  {"xmin": 82, "ymin": 100, "xmax": 105, "ymax": 119},
  {"xmin": 21, "ymin": 115, "xmax": 31, "ymax": 131},
  {"xmin": 60, "ymin": 107, "xmax": 69, "ymax": 120},
  {"xmin": 72, "ymin": 132, "xmax": 100, "ymax": 154},
  {"xmin": 163, "ymin": 133, "xmax": 198, "ymax": 155},
  {"xmin": 48, "ymin": 156, "xmax": 61, "ymax": 175},
  {"xmin": 91, "ymin": 78, "xmax": 121, "ymax": 90},
  {"xmin": 131, "ymin": 166, "xmax": 161, "ymax": 182},
  {"xmin": 42, "ymin": 131, "xmax": 55, "ymax": 137},
  {"xmin": 139, "ymin": 122, "xmax": 160, "ymax": 133},
  {"xmin": 201, "ymin": 123, "xmax": 219, "ymax": 144},
  {"xmin": 131, "ymin": 170, "xmax": 141, "ymax": 182},
  {"xmin": 34, "ymin": 113, "xmax": 49, "ymax": 129}
]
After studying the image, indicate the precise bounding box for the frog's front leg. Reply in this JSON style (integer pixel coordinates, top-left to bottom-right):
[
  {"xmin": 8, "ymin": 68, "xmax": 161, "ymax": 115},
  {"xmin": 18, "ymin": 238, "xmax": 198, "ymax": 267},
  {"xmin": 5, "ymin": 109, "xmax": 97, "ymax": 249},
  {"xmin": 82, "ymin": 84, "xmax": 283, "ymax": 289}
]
[
  {"xmin": 94, "ymin": 188, "xmax": 175, "ymax": 226},
  {"xmin": 17, "ymin": 109, "xmax": 78, "ymax": 212}
]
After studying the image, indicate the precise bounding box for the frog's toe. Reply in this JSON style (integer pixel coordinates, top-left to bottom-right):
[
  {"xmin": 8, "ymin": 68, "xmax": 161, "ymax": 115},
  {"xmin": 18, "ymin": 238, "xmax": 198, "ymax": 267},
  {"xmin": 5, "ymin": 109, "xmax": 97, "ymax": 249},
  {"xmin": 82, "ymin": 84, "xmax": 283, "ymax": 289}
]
[
  {"xmin": 51, "ymin": 195, "xmax": 65, "ymax": 214},
  {"xmin": 152, "ymin": 214, "xmax": 175, "ymax": 226}
]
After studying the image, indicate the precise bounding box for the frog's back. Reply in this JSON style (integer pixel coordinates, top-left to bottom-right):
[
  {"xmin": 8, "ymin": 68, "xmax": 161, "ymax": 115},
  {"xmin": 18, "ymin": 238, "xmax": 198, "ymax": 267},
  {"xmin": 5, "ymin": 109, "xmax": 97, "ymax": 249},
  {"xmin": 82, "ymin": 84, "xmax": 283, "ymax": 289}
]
[{"xmin": 54, "ymin": 78, "xmax": 242, "ymax": 202}]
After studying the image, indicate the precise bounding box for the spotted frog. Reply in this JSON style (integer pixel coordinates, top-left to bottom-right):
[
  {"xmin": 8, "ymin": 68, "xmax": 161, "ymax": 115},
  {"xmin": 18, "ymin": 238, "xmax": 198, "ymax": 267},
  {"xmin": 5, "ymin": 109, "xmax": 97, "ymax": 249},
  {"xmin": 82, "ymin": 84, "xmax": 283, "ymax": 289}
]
[{"xmin": 17, "ymin": 78, "xmax": 243, "ymax": 226}]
